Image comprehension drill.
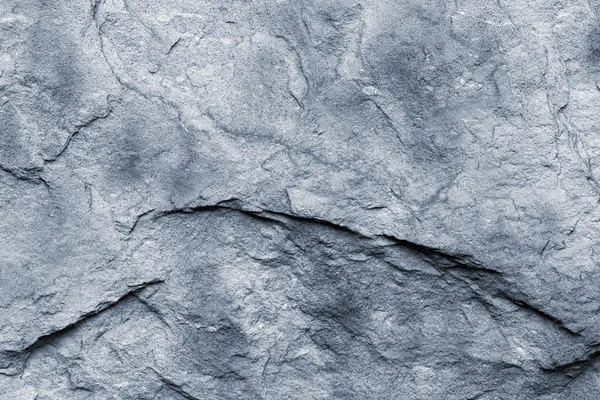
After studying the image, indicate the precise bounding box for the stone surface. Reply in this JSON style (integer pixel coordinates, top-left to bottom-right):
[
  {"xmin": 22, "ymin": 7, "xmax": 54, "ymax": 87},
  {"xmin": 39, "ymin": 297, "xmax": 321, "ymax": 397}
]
[{"xmin": 2, "ymin": 0, "xmax": 600, "ymax": 398}]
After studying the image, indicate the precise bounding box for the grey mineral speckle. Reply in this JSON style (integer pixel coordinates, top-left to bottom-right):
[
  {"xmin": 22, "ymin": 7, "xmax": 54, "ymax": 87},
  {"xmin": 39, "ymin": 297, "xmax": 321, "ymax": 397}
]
[{"xmin": 2, "ymin": 0, "xmax": 600, "ymax": 398}]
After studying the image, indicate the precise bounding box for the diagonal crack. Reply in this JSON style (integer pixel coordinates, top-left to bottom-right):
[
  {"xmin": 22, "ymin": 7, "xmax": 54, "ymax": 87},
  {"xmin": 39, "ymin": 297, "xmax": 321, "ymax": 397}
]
[
  {"xmin": 23, "ymin": 279, "xmax": 163, "ymax": 353},
  {"xmin": 132, "ymin": 292, "xmax": 172, "ymax": 331},
  {"xmin": 148, "ymin": 367, "xmax": 202, "ymax": 400},
  {"xmin": 497, "ymin": 292, "xmax": 580, "ymax": 337},
  {"xmin": 0, "ymin": 279, "xmax": 163, "ymax": 376},
  {"xmin": 378, "ymin": 234, "xmax": 502, "ymax": 275}
]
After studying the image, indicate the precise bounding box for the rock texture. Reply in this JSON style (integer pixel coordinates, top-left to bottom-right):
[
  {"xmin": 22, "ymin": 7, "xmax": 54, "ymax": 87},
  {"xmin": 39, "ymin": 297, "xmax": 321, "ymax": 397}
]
[{"xmin": 2, "ymin": 0, "xmax": 600, "ymax": 398}]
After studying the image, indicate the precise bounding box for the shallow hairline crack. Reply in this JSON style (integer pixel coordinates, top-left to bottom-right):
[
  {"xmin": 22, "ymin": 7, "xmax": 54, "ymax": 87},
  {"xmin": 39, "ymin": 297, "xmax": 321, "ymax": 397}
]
[
  {"xmin": 131, "ymin": 292, "xmax": 172, "ymax": 331},
  {"xmin": 147, "ymin": 367, "xmax": 210, "ymax": 400},
  {"xmin": 44, "ymin": 105, "xmax": 115, "ymax": 165},
  {"xmin": 0, "ymin": 164, "xmax": 49, "ymax": 188},
  {"xmin": 0, "ymin": 97, "xmax": 114, "ymax": 191}
]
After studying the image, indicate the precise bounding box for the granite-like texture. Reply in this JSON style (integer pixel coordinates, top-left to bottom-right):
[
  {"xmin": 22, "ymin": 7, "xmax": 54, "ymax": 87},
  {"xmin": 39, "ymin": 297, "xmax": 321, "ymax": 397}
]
[{"xmin": 2, "ymin": 0, "xmax": 600, "ymax": 398}]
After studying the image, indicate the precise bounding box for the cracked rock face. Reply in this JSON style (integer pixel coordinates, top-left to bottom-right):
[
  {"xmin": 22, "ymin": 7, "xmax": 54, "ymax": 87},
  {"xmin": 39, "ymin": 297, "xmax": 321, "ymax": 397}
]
[{"xmin": 2, "ymin": 0, "xmax": 600, "ymax": 398}]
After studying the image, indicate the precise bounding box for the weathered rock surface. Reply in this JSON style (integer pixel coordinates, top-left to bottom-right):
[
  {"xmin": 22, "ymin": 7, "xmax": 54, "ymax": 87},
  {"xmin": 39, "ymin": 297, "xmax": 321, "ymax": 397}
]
[{"xmin": 2, "ymin": 0, "xmax": 600, "ymax": 398}]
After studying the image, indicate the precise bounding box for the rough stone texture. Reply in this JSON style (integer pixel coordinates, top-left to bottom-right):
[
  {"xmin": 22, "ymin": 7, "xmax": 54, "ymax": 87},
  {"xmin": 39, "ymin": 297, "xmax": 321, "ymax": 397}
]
[{"xmin": 2, "ymin": 0, "xmax": 600, "ymax": 398}]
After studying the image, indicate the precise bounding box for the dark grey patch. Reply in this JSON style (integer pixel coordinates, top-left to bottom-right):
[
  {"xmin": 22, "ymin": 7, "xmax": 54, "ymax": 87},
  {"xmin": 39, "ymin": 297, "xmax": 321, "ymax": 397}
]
[
  {"xmin": 588, "ymin": 25, "xmax": 600, "ymax": 69},
  {"xmin": 26, "ymin": 12, "xmax": 82, "ymax": 110},
  {"xmin": 110, "ymin": 122, "xmax": 145, "ymax": 183},
  {"xmin": 0, "ymin": 106, "xmax": 29, "ymax": 169},
  {"xmin": 367, "ymin": 37, "xmax": 444, "ymax": 119}
]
